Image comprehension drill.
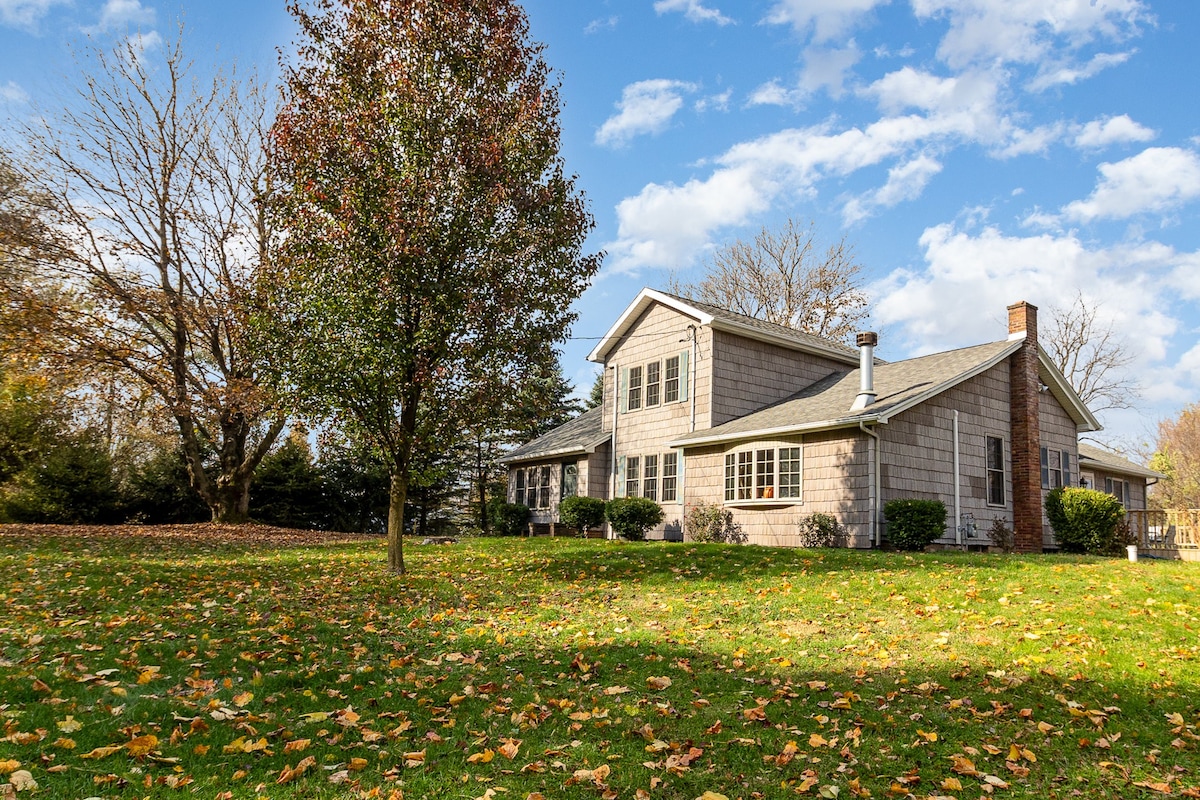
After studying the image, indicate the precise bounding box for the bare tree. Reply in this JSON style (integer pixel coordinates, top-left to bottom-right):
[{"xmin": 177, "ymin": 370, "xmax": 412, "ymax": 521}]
[
  {"xmin": 11, "ymin": 31, "xmax": 284, "ymax": 522},
  {"xmin": 670, "ymin": 218, "xmax": 869, "ymax": 342},
  {"xmin": 1044, "ymin": 292, "xmax": 1137, "ymax": 415}
]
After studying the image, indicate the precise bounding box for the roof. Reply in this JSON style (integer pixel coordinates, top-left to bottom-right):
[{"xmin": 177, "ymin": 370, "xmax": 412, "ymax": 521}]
[
  {"xmin": 586, "ymin": 287, "xmax": 864, "ymax": 367},
  {"xmin": 498, "ymin": 406, "xmax": 610, "ymax": 465},
  {"xmin": 671, "ymin": 338, "xmax": 1101, "ymax": 447},
  {"xmin": 1078, "ymin": 443, "xmax": 1166, "ymax": 481}
]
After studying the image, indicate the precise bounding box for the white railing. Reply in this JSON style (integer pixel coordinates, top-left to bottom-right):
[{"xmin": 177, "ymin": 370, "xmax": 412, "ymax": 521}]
[{"xmin": 1125, "ymin": 509, "xmax": 1200, "ymax": 551}]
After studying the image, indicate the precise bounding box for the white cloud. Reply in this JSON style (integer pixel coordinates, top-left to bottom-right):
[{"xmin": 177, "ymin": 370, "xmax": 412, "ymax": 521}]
[
  {"xmin": 911, "ymin": 0, "xmax": 1149, "ymax": 69},
  {"xmin": 798, "ymin": 43, "xmax": 860, "ymax": 99},
  {"xmin": 584, "ymin": 15, "xmax": 619, "ymax": 34},
  {"xmin": 694, "ymin": 89, "xmax": 732, "ymax": 113},
  {"xmin": 96, "ymin": 0, "xmax": 154, "ymax": 31},
  {"xmin": 843, "ymin": 154, "xmax": 942, "ymax": 224},
  {"xmin": 1073, "ymin": 114, "xmax": 1156, "ymax": 149},
  {"xmin": 0, "ymin": 0, "xmax": 67, "ymax": 30},
  {"xmin": 1028, "ymin": 51, "xmax": 1133, "ymax": 92},
  {"xmin": 861, "ymin": 67, "xmax": 998, "ymax": 120},
  {"xmin": 992, "ymin": 123, "xmax": 1065, "ymax": 159},
  {"xmin": 595, "ymin": 79, "xmax": 698, "ymax": 148},
  {"xmin": 1064, "ymin": 147, "xmax": 1200, "ymax": 222},
  {"xmin": 0, "ymin": 80, "xmax": 29, "ymax": 104},
  {"xmin": 764, "ymin": 0, "xmax": 888, "ymax": 42},
  {"xmin": 747, "ymin": 79, "xmax": 804, "ymax": 109},
  {"xmin": 654, "ymin": 0, "xmax": 733, "ymax": 26}
]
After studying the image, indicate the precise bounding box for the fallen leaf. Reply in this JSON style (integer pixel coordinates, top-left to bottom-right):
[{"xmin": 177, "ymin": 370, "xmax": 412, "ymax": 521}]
[
  {"xmin": 647, "ymin": 676, "xmax": 672, "ymax": 690},
  {"xmin": 56, "ymin": 716, "xmax": 83, "ymax": 733},
  {"xmin": 126, "ymin": 734, "xmax": 158, "ymax": 757},
  {"xmin": 9, "ymin": 771, "xmax": 36, "ymax": 792},
  {"xmin": 284, "ymin": 739, "xmax": 311, "ymax": 754}
]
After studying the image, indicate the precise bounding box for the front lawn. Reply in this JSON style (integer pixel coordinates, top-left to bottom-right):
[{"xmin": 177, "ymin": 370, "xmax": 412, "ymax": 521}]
[{"xmin": 1, "ymin": 526, "xmax": 1198, "ymax": 798}]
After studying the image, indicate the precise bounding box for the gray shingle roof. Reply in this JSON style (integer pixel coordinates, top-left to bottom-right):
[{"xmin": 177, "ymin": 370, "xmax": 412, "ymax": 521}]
[
  {"xmin": 498, "ymin": 406, "xmax": 610, "ymax": 465},
  {"xmin": 1078, "ymin": 443, "xmax": 1166, "ymax": 480},
  {"xmin": 672, "ymin": 339, "xmax": 1019, "ymax": 445}
]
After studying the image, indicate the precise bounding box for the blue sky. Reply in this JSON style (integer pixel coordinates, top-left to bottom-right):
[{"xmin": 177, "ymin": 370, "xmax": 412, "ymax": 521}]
[{"xmin": 2, "ymin": 0, "xmax": 1198, "ymax": 451}]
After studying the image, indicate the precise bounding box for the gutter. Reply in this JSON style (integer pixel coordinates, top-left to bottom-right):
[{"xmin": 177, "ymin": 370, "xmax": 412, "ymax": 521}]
[{"xmin": 859, "ymin": 421, "xmax": 881, "ymax": 548}]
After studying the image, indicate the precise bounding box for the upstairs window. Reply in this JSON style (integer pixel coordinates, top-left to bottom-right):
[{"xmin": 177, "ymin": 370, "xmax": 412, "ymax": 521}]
[
  {"xmin": 627, "ymin": 366, "xmax": 643, "ymax": 411},
  {"xmin": 663, "ymin": 356, "xmax": 681, "ymax": 403},
  {"xmin": 646, "ymin": 361, "xmax": 661, "ymax": 407}
]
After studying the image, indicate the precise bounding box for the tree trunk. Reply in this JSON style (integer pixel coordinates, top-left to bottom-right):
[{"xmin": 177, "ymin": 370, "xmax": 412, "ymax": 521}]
[
  {"xmin": 212, "ymin": 475, "xmax": 252, "ymax": 523},
  {"xmin": 387, "ymin": 470, "xmax": 407, "ymax": 574},
  {"xmin": 476, "ymin": 436, "xmax": 489, "ymax": 535}
]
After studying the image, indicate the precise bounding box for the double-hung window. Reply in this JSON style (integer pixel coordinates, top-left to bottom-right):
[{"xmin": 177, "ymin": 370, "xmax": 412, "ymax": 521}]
[
  {"xmin": 986, "ymin": 436, "xmax": 1005, "ymax": 505},
  {"xmin": 755, "ymin": 450, "xmax": 775, "ymax": 499},
  {"xmin": 514, "ymin": 469, "xmax": 526, "ymax": 506},
  {"xmin": 737, "ymin": 451, "xmax": 753, "ymax": 500},
  {"xmin": 646, "ymin": 361, "xmax": 661, "ymax": 407},
  {"xmin": 663, "ymin": 356, "xmax": 681, "ymax": 403},
  {"xmin": 535, "ymin": 466, "xmax": 551, "ymax": 509},
  {"xmin": 778, "ymin": 447, "xmax": 801, "ymax": 499},
  {"xmin": 1105, "ymin": 477, "xmax": 1129, "ymax": 505},
  {"xmin": 643, "ymin": 455, "xmax": 658, "ymax": 500},
  {"xmin": 627, "ymin": 366, "xmax": 643, "ymax": 411},
  {"xmin": 1040, "ymin": 447, "xmax": 1071, "ymax": 489},
  {"xmin": 662, "ymin": 453, "xmax": 678, "ymax": 502},
  {"xmin": 625, "ymin": 455, "xmax": 640, "ymax": 498}
]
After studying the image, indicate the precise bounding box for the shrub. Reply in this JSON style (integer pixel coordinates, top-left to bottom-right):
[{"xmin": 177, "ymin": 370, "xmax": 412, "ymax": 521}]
[
  {"xmin": 559, "ymin": 495, "xmax": 606, "ymax": 535},
  {"xmin": 605, "ymin": 496, "xmax": 664, "ymax": 541},
  {"xmin": 251, "ymin": 437, "xmax": 327, "ymax": 529},
  {"xmin": 0, "ymin": 434, "xmax": 122, "ymax": 524},
  {"xmin": 1045, "ymin": 487, "xmax": 1126, "ymax": 555},
  {"xmin": 122, "ymin": 446, "xmax": 210, "ymax": 524},
  {"xmin": 883, "ymin": 498, "xmax": 947, "ymax": 551},
  {"xmin": 797, "ymin": 512, "xmax": 847, "ymax": 548},
  {"xmin": 488, "ymin": 500, "xmax": 530, "ymax": 537},
  {"xmin": 684, "ymin": 501, "xmax": 746, "ymax": 544},
  {"xmin": 988, "ymin": 516, "xmax": 1015, "ymax": 554}
]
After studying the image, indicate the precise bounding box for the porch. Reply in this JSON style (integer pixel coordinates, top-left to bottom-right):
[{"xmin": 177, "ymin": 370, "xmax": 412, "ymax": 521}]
[{"xmin": 1124, "ymin": 509, "xmax": 1200, "ymax": 561}]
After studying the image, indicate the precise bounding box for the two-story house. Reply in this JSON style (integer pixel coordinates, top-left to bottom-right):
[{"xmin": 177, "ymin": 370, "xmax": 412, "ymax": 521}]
[{"xmin": 500, "ymin": 288, "xmax": 1151, "ymax": 553}]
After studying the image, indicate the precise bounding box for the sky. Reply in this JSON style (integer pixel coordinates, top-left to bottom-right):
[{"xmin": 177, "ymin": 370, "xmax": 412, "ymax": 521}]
[{"xmin": 2, "ymin": 0, "xmax": 1198, "ymax": 453}]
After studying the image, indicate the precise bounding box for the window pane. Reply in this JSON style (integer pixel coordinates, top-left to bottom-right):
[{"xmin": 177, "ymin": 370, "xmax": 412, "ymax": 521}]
[
  {"xmin": 778, "ymin": 446, "xmax": 801, "ymax": 499},
  {"xmin": 755, "ymin": 449, "xmax": 775, "ymax": 498},
  {"xmin": 628, "ymin": 366, "xmax": 642, "ymax": 411},
  {"xmin": 646, "ymin": 362, "xmax": 660, "ymax": 407},
  {"xmin": 662, "ymin": 452, "xmax": 678, "ymax": 502},
  {"xmin": 664, "ymin": 356, "xmax": 680, "ymax": 403},
  {"xmin": 986, "ymin": 437, "xmax": 1002, "ymax": 470}
]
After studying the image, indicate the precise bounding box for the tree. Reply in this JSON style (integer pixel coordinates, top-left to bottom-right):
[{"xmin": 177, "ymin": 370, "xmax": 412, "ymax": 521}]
[
  {"xmin": 262, "ymin": 0, "xmax": 600, "ymax": 573},
  {"xmin": 1044, "ymin": 293, "xmax": 1136, "ymax": 414},
  {"xmin": 12, "ymin": 33, "xmax": 284, "ymax": 522},
  {"xmin": 1150, "ymin": 403, "xmax": 1200, "ymax": 510},
  {"xmin": 586, "ymin": 369, "xmax": 604, "ymax": 409},
  {"xmin": 670, "ymin": 218, "xmax": 868, "ymax": 342}
]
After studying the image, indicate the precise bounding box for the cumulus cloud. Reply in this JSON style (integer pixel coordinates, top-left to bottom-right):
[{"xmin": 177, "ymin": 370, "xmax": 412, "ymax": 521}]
[
  {"xmin": 745, "ymin": 45, "xmax": 859, "ymax": 108},
  {"xmin": 911, "ymin": 0, "xmax": 1149, "ymax": 70},
  {"xmin": 764, "ymin": 0, "xmax": 887, "ymax": 42},
  {"xmin": 747, "ymin": 79, "xmax": 804, "ymax": 109},
  {"xmin": 842, "ymin": 154, "xmax": 943, "ymax": 224},
  {"xmin": 861, "ymin": 67, "xmax": 998, "ymax": 120},
  {"xmin": 992, "ymin": 123, "xmax": 1066, "ymax": 158},
  {"xmin": 0, "ymin": 0, "xmax": 67, "ymax": 30},
  {"xmin": 653, "ymin": 0, "xmax": 733, "ymax": 26},
  {"xmin": 1073, "ymin": 114, "xmax": 1156, "ymax": 149},
  {"xmin": 595, "ymin": 79, "xmax": 698, "ymax": 148},
  {"xmin": 95, "ymin": 0, "xmax": 154, "ymax": 31},
  {"xmin": 1063, "ymin": 147, "xmax": 1200, "ymax": 222}
]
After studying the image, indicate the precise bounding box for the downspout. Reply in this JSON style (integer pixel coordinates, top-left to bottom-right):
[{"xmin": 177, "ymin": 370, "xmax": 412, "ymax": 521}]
[
  {"xmin": 953, "ymin": 410, "xmax": 962, "ymax": 546},
  {"xmin": 610, "ymin": 361, "xmax": 619, "ymax": 540},
  {"xmin": 859, "ymin": 421, "xmax": 880, "ymax": 547},
  {"xmin": 688, "ymin": 324, "xmax": 698, "ymax": 433}
]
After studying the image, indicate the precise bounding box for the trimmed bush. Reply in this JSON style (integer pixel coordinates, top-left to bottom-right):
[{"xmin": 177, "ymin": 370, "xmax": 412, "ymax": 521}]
[
  {"xmin": 605, "ymin": 496, "xmax": 664, "ymax": 541},
  {"xmin": 1045, "ymin": 487, "xmax": 1126, "ymax": 555},
  {"xmin": 797, "ymin": 512, "xmax": 847, "ymax": 548},
  {"xmin": 684, "ymin": 501, "xmax": 746, "ymax": 544},
  {"xmin": 559, "ymin": 495, "xmax": 606, "ymax": 535},
  {"xmin": 883, "ymin": 498, "xmax": 947, "ymax": 551},
  {"xmin": 488, "ymin": 500, "xmax": 530, "ymax": 537}
]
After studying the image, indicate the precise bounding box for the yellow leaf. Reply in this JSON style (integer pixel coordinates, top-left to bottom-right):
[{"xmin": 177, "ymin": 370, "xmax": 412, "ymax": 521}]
[
  {"xmin": 232, "ymin": 691, "xmax": 254, "ymax": 707},
  {"xmin": 0, "ymin": 760, "xmax": 19, "ymax": 775},
  {"xmin": 1021, "ymin": 748, "xmax": 1037, "ymax": 762},
  {"xmin": 467, "ymin": 749, "xmax": 495, "ymax": 764},
  {"xmin": 1007, "ymin": 744, "xmax": 1022, "ymax": 761},
  {"xmin": 647, "ymin": 676, "xmax": 672, "ymax": 690},
  {"xmin": 111, "ymin": 686, "xmax": 127, "ymax": 697},
  {"xmin": 348, "ymin": 757, "xmax": 369, "ymax": 771},
  {"xmin": 232, "ymin": 769, "xmax": 248, "ymax": 780},
  {"xmin": 941, "ymin": 776, "xmax": 963, "ymax": 791},
  {"xmin": 137, "ymin": 667, "xmax": 160, "ymax": 685},
  {"xmin": 10, "ymin": 770, "xmax": 37, "ymax": 791},
  {"xmin": 80, "ymin": 745, "xmax": 124, "ymax": 760},
  {"xmin": 56, "ymin": 716, "xmax": 83, "ymax": 733},
  {"xmin": 277, "ymin": 755, "xmax": 316, "ymax": 784},
  {"xmin": 52, "ymin": 738, "xmax": 75, "ymax": 750},
  {"xmin": 126, "ymin": 735, "xmax": 158, "ymax": 757},
  {"xmin": 404, "ymin": 749, "xmax": 426, "ymax": 767},
  {"xmin": 917, "ymin": 730, "xmax": 938, "ymax": 742},
  {"xmin": 284, "ymin": 739, "xmax": 311, "ymax": 754},
  {"xmin": 698, "ymin": 793, "xmax": 730, "ymax": 800},
  {"xmin": 498, "ymin": 739, "xmax": 520, "ymax": 760},
  {"xmin": 1037, "ymin": 721, "xmax": 1055, "ymax": 733},
  {"xmin": 808, "ymin": 734, "xmax": 828, "ymax": 748}
]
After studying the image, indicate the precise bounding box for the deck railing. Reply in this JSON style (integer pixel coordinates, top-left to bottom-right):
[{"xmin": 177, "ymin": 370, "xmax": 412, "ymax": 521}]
[{"xmin": 1124, "ymin": 509, "xmax": 1200, "ymax": 551}]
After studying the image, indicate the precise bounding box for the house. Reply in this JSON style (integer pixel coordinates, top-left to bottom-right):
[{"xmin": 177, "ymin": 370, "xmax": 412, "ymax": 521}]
[
  {"xmin": 501, "ymin": 288, "xmax": 1154, "ymax": 553},
  {"xmin": 1078, "ymin": 443, "xmax": 1163, "ymax": 511}
]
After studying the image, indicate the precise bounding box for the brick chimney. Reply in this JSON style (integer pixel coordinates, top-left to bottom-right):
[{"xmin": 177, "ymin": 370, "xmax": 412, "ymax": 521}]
[{"xmin": 1008, "ymin": 301, "xmax": 1041, "ymax": 553}]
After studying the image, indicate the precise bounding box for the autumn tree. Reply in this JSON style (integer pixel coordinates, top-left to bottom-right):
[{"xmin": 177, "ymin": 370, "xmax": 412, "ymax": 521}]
[
  {"xmin": 1150, "ymin": 404, "xmax": 1200, "ymax": 510},
  {"xmin": 11, "ymin": 33, "xmax": 284, "ymax": 522},
  {"xmin": 670, "ymin": 218, "xmax": 869, "ymax": 342},
  {"xmin": 1044, "ymin": 292, "xmax": 1137, "ymax": 414},
  {"xmin": 262, "ymin": 0, "xmax": 600, "ymax": 573}
]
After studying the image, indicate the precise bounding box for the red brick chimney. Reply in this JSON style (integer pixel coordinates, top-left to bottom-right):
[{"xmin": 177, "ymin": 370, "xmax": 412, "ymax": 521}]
[{"xmin": 1008, "ymin": 301, "xmax": 1041, "ymax": 553}]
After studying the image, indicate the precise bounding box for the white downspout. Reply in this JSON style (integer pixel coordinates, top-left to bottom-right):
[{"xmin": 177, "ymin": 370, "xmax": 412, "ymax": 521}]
[
  {"xmin": 859, "ymin": 421, "xmax": 880, "ymax": 547},
  {"xmin": 688, "ymin": 324, "xmax": 698, "ymax": 433},
  {"xmin": 953, "ymin": 410, "xmax": 962, "ymax": 546},
  {"xmin": 610, "ymin": 362, "xmax": 619, "ymax": 540}
]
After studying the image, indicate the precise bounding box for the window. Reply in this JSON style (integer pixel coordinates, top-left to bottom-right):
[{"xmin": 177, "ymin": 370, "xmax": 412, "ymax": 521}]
[
  {"xmin": 627, "ymin": 366, "xmax": 642, "ymax": 411},
  {"xmin": 643, "ymin": 455, "xmax": 658, "ymax": 500},
  {"xmin": 561, "ymin": 462, "xmax": 578, "ymax": 500},
  {"xmin": 724, "ymin": 446, "xmax": 803, "ymax": 502},
  {"xmin": 1040, "ymin": 446, "xmax": 1064, "ymax": 489},
  {"xmin": 986, "ymin": 436, "xmax": 1005, "ymax": 506},
  {"xmin": 646, "ymin": 361, "xmax": 661, "ymax": 407},
  {"xmin": 1062, "ymin": 451, "xmax": 1072, "ymax": 487},
  {"xmin": 778, "ymin": 447, "xmax": 801, "ymax": 499},
  {"xmin": 625, "ymin": 456, "xmax": 640, "ymax": 498},
  {"xmin": 662, "ymin": 452, "xmax": 678, "ymax": 502},
  {"xmin": 1105, "ymin": 477, "xmax": 1129, "ymax": 505},
  {"xmin": 755, "ymin": 449, "xmax": 775, "ymax": 499},
  {"xmin": 515, "ymin": 469, "xmax": 526, "ymax": 506},
  {"xmin": 535, "ymin": 465, "xmax": 551, "ymax": 509},
  {"xmin": 663, "ymin": 356, "xmax": 680, "ymax": 403}
]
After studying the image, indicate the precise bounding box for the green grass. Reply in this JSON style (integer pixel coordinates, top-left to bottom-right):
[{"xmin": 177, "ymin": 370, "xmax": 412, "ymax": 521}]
[{"xmin": 2, "ymin": 526, "xmax": 1199, "ymax": 799}]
